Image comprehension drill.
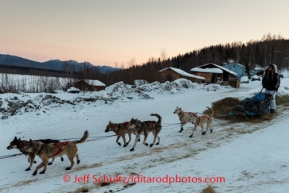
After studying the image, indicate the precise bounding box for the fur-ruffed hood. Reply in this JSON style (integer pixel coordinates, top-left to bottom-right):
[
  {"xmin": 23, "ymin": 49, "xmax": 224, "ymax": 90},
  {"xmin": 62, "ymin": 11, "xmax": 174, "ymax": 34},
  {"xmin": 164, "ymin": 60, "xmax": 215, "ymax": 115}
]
[{"xmin": 263, "ymin": 64, "xmax": 278, "ymax": 75}]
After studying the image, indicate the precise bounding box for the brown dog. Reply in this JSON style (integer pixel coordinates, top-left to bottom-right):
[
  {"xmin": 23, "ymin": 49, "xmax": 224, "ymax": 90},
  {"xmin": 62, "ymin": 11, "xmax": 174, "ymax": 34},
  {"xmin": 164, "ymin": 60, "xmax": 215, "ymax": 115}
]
[
  {"xmin": 189, "ymin": 107, "xmax": 214, "ymax": 138},
  {"xmin": 7, "ymin": 137, "xmax": 64, "ymax": 171},
  {"xmin": 173, "ymin": 106, "xmax": 198, "ymax": 132},
  {"xmin": 129, "ymin": 113, "xmax": 162, "ymax": 151},
  {"xmin": 22, "ymin": 130, "xmax": 88, "ymax": 176},
  {"xmin": 105, "ymin": 121, "xmax": 136, "ymax": 147}
]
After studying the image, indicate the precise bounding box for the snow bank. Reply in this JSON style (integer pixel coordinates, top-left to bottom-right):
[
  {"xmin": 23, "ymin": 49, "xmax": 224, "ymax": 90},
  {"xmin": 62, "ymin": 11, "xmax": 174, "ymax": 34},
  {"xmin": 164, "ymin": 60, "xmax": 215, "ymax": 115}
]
[{"xmin": 0, "ymin": 79, "xmax": 235, "ymax": 119}]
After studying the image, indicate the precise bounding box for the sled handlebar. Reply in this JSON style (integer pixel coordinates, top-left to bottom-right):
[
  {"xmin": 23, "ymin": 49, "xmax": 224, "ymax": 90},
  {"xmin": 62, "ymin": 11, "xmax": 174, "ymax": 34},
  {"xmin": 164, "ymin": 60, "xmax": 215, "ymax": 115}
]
[{"xmin": 261, "ymin": 88, "xmax": 276, "ymax": 95}]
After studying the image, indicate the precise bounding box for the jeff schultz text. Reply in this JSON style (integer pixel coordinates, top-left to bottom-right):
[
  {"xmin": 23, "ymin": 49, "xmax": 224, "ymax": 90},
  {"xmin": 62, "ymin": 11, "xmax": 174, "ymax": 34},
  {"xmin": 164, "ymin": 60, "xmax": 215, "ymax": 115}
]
[{"xmin": 71, "ymin": 174, "xmax": 226, "ymax": 185}]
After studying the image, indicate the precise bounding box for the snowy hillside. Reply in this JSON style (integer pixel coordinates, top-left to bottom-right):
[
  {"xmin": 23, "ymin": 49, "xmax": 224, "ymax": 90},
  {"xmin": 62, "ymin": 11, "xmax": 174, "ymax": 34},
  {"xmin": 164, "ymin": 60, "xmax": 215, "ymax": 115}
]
[{"xmin": 1, "ymin": 78, "xmax": 289, "ymax": 193}]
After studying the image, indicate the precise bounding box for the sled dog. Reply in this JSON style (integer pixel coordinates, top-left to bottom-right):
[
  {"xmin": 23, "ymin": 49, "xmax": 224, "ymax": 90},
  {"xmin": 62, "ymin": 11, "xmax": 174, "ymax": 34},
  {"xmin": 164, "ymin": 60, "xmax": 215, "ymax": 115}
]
[
  {"xmin": 7, "ymin": 137, "xmax": 64, "ymax": 171},
  {"xmin": 22, "ymin": 130, "xmax": 88, "ymax": 176},
  {"xmin": 129, "ymin": 113, "xmax": 162, "ymax": 151},
  {"xmin": 189, "ymin": 107, "xmax": 214, "ymax": 138},
  {"xmin": 173, "ymin": 106, "xmax": 198, "ymax": 132},
  {"xmin": 105, "ymin": 121, "xmax": 136, "ymax": 147}
]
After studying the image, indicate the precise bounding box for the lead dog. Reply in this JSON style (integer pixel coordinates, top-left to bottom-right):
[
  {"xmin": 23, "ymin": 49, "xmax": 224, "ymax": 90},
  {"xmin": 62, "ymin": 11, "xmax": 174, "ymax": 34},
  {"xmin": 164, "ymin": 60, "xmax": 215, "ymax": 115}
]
[
  {"xmin": 129, "ymin": 113, "xmax": 162, "ymax": 151},
  {"xmin": 22, "ymin": 130, "xmax": 88, "ymax": 176},
  {"xmin": 189, "ymin": 107, "xmax": 214, "ymax": 138},
  {"xmin": 173, "ymin": 106, "xmax": 198, "ymax": 132},
  {"xmin": 7, "ymin": 137, "xmax": 64, "ymax": 171},
  {"xmin": 105, "ymin": 121, "xmax": 136, "ymax": 147}
]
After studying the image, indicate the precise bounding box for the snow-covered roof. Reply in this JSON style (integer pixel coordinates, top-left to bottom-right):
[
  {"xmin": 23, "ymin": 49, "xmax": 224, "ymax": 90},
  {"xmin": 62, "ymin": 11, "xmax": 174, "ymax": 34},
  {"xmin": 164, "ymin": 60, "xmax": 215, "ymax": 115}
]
[
  {"xmin": 88, "ymin": 80, "xmax": 106, "ymax": 87},
  {"xmin": 190, "ymin": 67, "xmax": 223, "ymax": 74},
  {"xmin": 190, "ymin": 63, "xmax": 237, "ymax": 76},
  {"xmin": 78, "ymin": 79, "xmax": 106, "ymax": 86},
  {"xmin": 159, "ymin": 67, "xmax": 205, "ymax": 80}
]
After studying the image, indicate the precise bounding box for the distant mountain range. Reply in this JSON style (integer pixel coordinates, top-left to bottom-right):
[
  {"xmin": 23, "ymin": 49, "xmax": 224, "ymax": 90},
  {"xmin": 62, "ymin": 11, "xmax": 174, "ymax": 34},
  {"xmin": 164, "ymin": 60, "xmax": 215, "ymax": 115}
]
[{"xmin": 0, "ymin": 54, "xmax": 118, "ymax": 74}]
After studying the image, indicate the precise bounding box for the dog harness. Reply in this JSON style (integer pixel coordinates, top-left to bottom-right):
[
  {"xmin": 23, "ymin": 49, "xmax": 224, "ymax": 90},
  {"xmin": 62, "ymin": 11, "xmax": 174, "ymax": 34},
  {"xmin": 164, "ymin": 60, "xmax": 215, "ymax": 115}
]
[
  {"xmin": 178, "ymin": 111, "xmax": 197, "ymax": 123},
  {"xmin": 188, "ymin": 112, "xmax": 198, "ymax": 117},
  {"xmin": 50, "ymin": 142, "xmax": 69, "ymax": 157},
  {"xmin": 201, "ymin": 115, "xmax": 210, "ymax": 119}
]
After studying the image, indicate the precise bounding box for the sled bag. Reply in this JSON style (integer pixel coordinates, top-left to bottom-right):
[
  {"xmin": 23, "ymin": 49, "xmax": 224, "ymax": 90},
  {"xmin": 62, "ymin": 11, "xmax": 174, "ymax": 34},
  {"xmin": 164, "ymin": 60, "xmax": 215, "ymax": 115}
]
[{"xmin": 252, "ymin": 92, "xmax": 266, "ymax": 103}]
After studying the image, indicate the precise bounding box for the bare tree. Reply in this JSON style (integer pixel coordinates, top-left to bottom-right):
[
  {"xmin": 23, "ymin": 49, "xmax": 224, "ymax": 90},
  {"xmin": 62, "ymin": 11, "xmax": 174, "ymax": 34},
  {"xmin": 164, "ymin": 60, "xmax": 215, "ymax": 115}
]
[
  {"xmin": 127, "ymin": 58, "xmax": 135, "ymax": 84},
  {"xmin": 160, "ymin": 48, "xmax": 167, "ymax": 61},
  {"xmin": 0, "ymin": 73, "xmax": 15, "ymax": 93},
  {"xmin": 127, "ymin": 58, "xmax": 135, "ymax": 67},
  {"xmin": 63, "ymin": 61, "xmax": 75, "ymax": 87}
]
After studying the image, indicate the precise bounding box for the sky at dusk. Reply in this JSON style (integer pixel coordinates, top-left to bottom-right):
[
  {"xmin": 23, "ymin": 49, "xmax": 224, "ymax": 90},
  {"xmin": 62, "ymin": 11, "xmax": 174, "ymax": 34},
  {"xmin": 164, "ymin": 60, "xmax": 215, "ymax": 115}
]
[{"xmin": 1, "ymin": 0, "xmax": 289, "ymax": 68}]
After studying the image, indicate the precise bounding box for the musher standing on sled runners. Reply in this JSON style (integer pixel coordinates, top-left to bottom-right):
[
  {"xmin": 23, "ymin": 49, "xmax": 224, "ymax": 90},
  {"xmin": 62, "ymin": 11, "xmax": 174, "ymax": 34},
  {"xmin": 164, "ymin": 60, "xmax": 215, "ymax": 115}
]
[{"xmin": 262, "ymin": 64, "xmax": 280, "ymax": 114}]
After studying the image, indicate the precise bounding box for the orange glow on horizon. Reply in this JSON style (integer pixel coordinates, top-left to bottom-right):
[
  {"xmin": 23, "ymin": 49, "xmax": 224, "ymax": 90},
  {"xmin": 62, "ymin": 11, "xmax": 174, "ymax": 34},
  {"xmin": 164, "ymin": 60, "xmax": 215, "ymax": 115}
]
[{"xmin": 1, "ymin": 0, "xmax": 289, "ymax": 68}]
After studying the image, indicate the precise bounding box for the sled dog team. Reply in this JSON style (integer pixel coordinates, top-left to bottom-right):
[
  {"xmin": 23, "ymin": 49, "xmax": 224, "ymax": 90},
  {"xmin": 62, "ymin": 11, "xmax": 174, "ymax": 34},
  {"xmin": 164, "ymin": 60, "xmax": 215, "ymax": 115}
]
[{"xmin": 6, "ymin": 106, "xmax": 214, "ymax": 176}]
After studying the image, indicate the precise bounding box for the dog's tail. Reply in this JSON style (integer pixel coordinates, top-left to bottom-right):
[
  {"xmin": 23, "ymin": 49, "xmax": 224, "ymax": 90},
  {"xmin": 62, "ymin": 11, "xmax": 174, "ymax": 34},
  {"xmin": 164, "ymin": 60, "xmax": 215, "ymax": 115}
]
[
  {"xmin": 73, "ymin": 130, "xmax": 89, "ymax": 144},
  {"xmin": 206, "ymin": 106, "xmax": 214, "ymax": 117},
  {"xmin": 150, "ymin": 113, "xmax": 162, "ymax": 124}
]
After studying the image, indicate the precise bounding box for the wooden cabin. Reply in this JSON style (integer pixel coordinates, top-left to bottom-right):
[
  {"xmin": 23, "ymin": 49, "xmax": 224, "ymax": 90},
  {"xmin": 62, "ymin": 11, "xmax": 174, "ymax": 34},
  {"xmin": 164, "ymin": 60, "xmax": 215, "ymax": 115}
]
[
  {"xmin": 190, "ymin": 63, "xmax": 237, "ymax": 83},
  {"xmin": 159, "ymin": 67, "xmax": 205, "ymax": 83},
  {"xmin": 74, "ymin": 79, "xmax": 106, "ymax": 91}
]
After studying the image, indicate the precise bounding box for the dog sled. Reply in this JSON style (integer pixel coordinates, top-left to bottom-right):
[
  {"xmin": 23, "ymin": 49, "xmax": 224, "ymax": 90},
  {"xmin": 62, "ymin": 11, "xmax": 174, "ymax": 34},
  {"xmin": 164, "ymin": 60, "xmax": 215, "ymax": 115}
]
[{"xmin": 230, "ymin": 88, "xmax": 274, "ymax": 118}]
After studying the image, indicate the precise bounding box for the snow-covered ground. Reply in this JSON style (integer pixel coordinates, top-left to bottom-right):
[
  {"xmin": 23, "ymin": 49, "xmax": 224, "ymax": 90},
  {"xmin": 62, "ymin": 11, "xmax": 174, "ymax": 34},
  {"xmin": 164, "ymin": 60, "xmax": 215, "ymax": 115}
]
[{"xmin": 1, "ymin": 77, "xmax": 289, "ymax": 193}]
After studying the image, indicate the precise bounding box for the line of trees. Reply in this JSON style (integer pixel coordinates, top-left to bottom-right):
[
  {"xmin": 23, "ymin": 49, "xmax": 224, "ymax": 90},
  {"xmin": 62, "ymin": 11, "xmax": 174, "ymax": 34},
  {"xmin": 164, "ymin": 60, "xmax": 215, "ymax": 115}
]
[
  {"xmin": 99, "ymin": 33, "xmax": 289, "ymax": 86},
  {"xmin": 0, "ymin": 74, "xmax": 74, "ymax": 93},
  {"xmin": 1, "ymin": 33, "xmax": 288, "ymax": 93}
]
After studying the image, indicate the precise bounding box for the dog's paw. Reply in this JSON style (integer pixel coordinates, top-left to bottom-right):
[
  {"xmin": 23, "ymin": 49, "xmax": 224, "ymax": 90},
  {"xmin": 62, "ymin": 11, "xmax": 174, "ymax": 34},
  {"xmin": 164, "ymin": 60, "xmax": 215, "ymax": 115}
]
[
  {"xmin": 48, "ymin": 162, "xmax": 52, "ymax": 165},
  {"xmin": 40, "ymin": 170, "xmax": 45, "ymax": 174},
  {"xmin": 210, "ymin": 130, "xmax": 213, "ymax": 133},
  {"xmin": 25, "ymin": 167, "xmax": 31, "ymax": 171},
  {"xmin": 145, "ymin": 143, "xmax": 148, "ymax": 146},
  {"xmin": 155, "ymin": 142, "xmax": 159, "ymax": 145},
  {"xmin": 130, "ymin": 148, "xmax": 134, "ymax": 152},
  {"xmin": 179, "ymin": 129, "xmax": 183, "ymax": 133},
  {"xmin": 150, "ymin": 144, "xmax": 153, "ymax": 147},
  {"xmin": 77, "ymin": 160, "xmax": 80, "ymax": 164},
  {"xmin": 34, "ymin": 161, "xmax": 37, "ymax": 163},
  {"xmin": 66, "ymin": 167, "xmax": 71, "ymax": 170},
  {"xmin": 61, "ymin": 157, "xmax": 64, "ymax": 161},
  {"xmin": 123, "ymin": 144, "xmax": 127, "ymax": 147},
  {"xmin": 32, "ymin": 171, "xmax": 37, "ymax": 176},
  {"xmin": 138, "ymin": 139, "xmax": 140, "ymax": 142},
  {"xmin": 189, "ymin": 135, "xmax": 193, "ymax": 138},
  {"xmin": 118, "ymin": 142, "xmax": 121, "ymax": 146},
  {"xmin": 202, "ymin": 132, "xmax": 206, "ymax": 135}
]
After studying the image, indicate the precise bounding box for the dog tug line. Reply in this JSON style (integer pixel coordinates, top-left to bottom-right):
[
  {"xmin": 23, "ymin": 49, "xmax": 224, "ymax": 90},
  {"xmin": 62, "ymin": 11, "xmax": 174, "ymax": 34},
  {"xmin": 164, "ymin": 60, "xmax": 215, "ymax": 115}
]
[
  {"xmin": 5, "ymin": 124, "xmax": 189, "ymax": 160},
  {"xmin": 2, "ymin": 134, "xmax": 117, "ymax": 160},
  {"xmin": 0, "ymin": 123, "xmax": 171, "ymax": 161},
  {"xmin": 4, "ymin": 107, "xmax": 215, "ymax": 177},
  {"xmin": 2, "ymin": 121, "xmax": 196, "ymax": 160}
]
